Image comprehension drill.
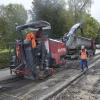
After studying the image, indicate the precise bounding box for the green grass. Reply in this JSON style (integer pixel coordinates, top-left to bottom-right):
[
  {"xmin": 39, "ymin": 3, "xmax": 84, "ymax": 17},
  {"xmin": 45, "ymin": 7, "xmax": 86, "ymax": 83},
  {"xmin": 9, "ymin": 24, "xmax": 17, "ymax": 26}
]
[
  {"xmin": 0, "ymin": 49, "xmax": 10, "ymax": 69},
  {"xmin": 0, "ymin": 49, "xmax": 9, "ymax": 54}
]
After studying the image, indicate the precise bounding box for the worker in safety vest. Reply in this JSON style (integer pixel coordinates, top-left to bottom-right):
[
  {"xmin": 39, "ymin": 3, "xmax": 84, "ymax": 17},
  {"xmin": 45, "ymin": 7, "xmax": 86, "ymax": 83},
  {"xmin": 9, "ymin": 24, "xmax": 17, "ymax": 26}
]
[
  {"xmin": 80, "ymin": 45, "xmax": 88, "ymax": 71},
  {"xmin": 25, "ymin": 32, "xmax": 36, "ymax": 48}
]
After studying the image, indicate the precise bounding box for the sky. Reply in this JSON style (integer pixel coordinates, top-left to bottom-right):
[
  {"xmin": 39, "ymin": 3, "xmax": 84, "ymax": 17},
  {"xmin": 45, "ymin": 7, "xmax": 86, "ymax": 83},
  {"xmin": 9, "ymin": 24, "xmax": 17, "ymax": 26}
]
[
  {"xmin": 91, "ymin": 0, "xmax": 100, "ymax": 22},
  {"xmin": 0, "ymin": 0, "xmax": 100, "ymax": 22},
  {"xmin": 0, "ymin": 0, "xmax": 33, "ymax": 10}
]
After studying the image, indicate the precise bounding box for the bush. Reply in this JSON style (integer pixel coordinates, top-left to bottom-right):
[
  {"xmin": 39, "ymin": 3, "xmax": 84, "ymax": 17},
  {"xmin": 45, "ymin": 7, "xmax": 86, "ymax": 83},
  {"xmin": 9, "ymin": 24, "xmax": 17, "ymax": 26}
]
[{"xmin": 0, "ymin": 49, "xmax": 10, "ymax": 69}]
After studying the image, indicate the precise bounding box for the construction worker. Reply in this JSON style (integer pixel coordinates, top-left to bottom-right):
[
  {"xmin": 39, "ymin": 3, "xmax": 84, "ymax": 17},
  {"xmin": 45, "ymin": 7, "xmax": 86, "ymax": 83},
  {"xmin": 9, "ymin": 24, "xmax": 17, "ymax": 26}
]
[
  {"xmin": 25, "ymin": 31, "xmax": 36, "ymax": 48},
  {"xmin": 80, "ymin": 45, "xmax": 88, "ymax": 71}
]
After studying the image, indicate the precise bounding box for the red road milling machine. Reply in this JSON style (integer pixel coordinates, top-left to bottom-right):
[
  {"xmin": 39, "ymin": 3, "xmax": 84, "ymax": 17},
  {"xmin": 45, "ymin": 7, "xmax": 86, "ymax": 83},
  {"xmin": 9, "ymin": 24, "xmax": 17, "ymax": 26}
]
[
  {"xmin": 10, "ymin": 21, "xmax": 67, "ymax": 79},
  {"xmin": 10, "ymin": 21, "xmax": 95, "ymax": 79}
]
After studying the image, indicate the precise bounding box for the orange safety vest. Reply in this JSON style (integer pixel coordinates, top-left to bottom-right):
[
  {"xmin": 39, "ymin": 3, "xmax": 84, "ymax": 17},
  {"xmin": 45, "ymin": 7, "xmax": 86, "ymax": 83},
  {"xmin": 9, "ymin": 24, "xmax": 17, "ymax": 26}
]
[
  {"xmin": 26, "ymin": 32, "xmax": 36, "ymax": 48},
  {"xmin": 80, "ymin": 49, "xmax": 87, "ymax": 60}
]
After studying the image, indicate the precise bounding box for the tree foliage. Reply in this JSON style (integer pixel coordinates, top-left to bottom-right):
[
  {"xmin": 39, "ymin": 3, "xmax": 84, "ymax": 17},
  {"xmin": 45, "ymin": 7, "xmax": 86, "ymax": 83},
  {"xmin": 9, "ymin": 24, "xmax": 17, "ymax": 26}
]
[
  {"xmin": 95, "ymin": 27, "xmax": 100, "ymax": 43},
  {"xmin": 31, "ymin": 0, "xmax": 100, "ymax": 42},
  {"xmin": 0, "ymin": 4, "xmax": 27, "ymax": 48},
  {"xmin": 32, "ymin": 0, "xmax": 67, "ymax": 38},
  {"xmin": 82, "ymin": 14, "xmax": 99, "ymax": 38},
  {"xmin": 67, "ymin": 0, "xmax": 92, "ymax": 22}
]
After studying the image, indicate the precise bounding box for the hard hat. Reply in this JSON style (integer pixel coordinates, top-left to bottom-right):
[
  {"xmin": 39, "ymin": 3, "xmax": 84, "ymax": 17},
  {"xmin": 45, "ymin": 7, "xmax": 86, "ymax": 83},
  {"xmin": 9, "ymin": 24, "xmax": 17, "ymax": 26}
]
[{"xmin": 81, "ymin": 45, "xmax": 85, "ymax": 49}]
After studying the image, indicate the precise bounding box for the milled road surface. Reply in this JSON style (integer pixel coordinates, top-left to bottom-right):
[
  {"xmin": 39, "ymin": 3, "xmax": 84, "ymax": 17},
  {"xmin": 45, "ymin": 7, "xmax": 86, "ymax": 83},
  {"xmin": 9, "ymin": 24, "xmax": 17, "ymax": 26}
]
[
  {"xmin": 0, "ymin": 50, "xmax": 100, "ymax": 100},
  {"xmin": 51, "ymin": 60, "xmax": 100, "ymax": 100}
]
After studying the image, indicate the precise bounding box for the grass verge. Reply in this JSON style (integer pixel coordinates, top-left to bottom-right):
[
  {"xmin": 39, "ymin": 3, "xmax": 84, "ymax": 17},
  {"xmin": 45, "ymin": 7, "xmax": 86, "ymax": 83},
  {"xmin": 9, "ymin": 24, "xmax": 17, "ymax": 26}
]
[{"xmin": 0, "ymin": 49, "xmax": 10, "ymax": 69}]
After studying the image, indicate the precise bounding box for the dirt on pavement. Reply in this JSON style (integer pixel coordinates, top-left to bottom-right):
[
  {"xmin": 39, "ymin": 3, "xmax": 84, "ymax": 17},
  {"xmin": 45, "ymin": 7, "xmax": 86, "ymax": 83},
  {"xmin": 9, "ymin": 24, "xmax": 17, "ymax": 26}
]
[{"xmin": 53, "ymin": 60, "xmax": 100, "ymax": 100}]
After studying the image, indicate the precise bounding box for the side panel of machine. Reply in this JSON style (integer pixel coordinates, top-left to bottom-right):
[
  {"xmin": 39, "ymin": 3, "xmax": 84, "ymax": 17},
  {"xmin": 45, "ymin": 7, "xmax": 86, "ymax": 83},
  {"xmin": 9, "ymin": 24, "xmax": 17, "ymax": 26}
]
[
  {"xmin": 77, "ymin": 37, "xmax": 92, "ymax": 49},
  {"xmin": 49, "ymin": 39, "xmax": 67, "ymax": 65}
]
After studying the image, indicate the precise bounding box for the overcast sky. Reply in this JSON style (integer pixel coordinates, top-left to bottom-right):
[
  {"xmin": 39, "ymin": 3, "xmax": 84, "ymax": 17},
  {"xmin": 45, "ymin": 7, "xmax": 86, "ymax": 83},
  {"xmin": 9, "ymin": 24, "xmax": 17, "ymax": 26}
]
[
  {"xmin": 0, "ymin": 0, "xmax": 100, "ymax": 22},
  {"xmin": 91, "ymin": 0, "xmax": 100, "ymax": 22}
]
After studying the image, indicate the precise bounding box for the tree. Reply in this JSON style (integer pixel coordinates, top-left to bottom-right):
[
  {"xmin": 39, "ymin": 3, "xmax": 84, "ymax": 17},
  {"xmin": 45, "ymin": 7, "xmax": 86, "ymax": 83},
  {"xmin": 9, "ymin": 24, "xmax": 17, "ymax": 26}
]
[
  {"xmin": 95, "ymin": 27, "xmax": 100, "ymax": 43},
  {"xmin": 82, "ymin": 14, "xmax": 99, "ymax": 39},
  {"xmin": 31, "ymin": 0, "xmax": 99, "ymax": 42},
  {"xmin": 32, "ymin": 0, "xmax": 67, "ymax": 38},
  {"xmin": 0, "ymin": 4, "xmax": 27, "ymax": 48},
  {"xmin": 67, "ymin": 0, "xmax": 92, "ymax": 22},
  {"xmin": 65, "ymin": 0, "xmax": 100, "ymax": 40}
]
